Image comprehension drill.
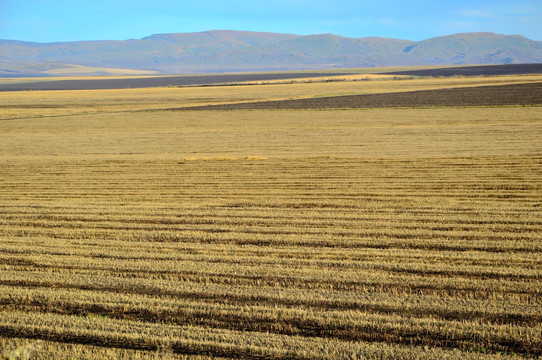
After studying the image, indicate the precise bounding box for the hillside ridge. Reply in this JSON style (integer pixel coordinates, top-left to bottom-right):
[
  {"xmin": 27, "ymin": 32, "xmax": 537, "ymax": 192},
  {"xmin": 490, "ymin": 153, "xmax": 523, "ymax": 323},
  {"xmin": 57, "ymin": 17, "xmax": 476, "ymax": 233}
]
[{"xmin": 1, "ymin": 30, "xmax": 541, "ymax": 76}]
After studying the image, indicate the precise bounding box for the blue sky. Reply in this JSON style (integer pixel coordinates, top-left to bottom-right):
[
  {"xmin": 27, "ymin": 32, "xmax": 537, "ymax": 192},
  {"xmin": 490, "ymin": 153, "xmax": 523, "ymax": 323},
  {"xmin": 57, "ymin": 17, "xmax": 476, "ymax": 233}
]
[{"xmin": 1, "ymin": 0, "xmax": 541, "ymax": 42}]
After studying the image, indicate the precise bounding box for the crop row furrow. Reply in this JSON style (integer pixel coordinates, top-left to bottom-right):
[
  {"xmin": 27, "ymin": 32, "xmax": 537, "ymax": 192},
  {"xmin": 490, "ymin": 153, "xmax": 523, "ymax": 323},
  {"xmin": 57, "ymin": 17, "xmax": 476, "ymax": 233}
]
[
  {"xmin": 2, "ymin": 298, "xmax": 540, "ymax": 357},
  {"xmin": 3, "ymin": 221, "xmax": 539, "ymax": 245},
  {"xmin": 0, "ymin": 324, "xmax": 296, "ymax": 360},
  {"xmin": 3, "ymin": 210, "xmax": 542, "ymax": 228},
  {"xmin": 2, "ymin": 284, "xmax": 541, "ymax": 327},
  {"xmin": 2, "ymin": 203, "xmax": 539, "ymax": 219},
  {"xmin": 4, "ymin": 214, "xmax": 542, "ymax": 235},
  {"xmin": 1, "ymin": 253, "xmax": 540, "ymax": 282},
  {"xmin": 4, "ymin": 229, "xmax": 540, "ymax": 254},
  {"xmin": 3, "ymin": 239, "xmax": 540, "ymax": 270},
  {"xmin": 2, "ymin": 267, "xmax": 540, "ymax": 301},
  {"xmin": 1, "ymin": 308, "xmax": 522, "ymax": 360},
  {"xmin": 2, "ymin": 242, "xmax": 539, "ymax": 268}
]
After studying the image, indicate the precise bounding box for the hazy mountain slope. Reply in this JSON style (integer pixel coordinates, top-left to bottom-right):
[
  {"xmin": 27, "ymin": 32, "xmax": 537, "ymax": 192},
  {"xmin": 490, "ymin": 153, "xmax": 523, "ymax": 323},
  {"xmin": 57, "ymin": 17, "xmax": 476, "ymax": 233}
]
[
  {"xmin": 403, "ymin": 32, "xmax": 542, "ymax": 64},
  {"xmin": 1, "ymin": 30, "xmax": 541, "ymax": 75},
  {"xmin": 250, "ymin": 35, "xmax": 415, "ymax": 67},
  {"xmin": 0, "ymin": 31, "xmax": 301, "ymax": 74}
]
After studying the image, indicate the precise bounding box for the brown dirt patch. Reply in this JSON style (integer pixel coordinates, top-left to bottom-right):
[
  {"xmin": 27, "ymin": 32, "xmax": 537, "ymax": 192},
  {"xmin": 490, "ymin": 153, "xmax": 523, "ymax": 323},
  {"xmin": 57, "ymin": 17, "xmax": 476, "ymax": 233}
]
[{"xmin": 179, "ymin": 82, "xmax": 542, "ymax": 110}]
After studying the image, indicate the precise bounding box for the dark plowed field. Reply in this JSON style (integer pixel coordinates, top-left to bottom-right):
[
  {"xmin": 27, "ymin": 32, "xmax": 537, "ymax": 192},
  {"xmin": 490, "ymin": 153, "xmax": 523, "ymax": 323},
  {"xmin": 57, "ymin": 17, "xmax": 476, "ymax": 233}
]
[
  {"xmin": 0, "ymin": 72, "xmax": 351, "ymax": 92},
  {"xmin": 383, "ymin": 63, "xmax": 542, "ymax": 77},
  {"xmin": 180, "ymin": 82, "xmax": 542, "ymax": 110}
]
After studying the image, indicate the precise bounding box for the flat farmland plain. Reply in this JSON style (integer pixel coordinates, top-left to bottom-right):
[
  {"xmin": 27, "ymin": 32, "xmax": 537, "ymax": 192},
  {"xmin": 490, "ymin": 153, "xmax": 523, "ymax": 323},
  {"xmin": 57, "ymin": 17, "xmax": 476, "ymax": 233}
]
[{"xmin": 0, "ymin": 73, "xmax": 541, "ymax": 359}]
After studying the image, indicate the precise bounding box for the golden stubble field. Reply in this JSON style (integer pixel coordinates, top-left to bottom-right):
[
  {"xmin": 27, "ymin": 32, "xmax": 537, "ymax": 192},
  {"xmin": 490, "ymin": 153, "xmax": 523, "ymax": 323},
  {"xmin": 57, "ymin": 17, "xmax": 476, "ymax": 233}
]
[
  {"xmin": 1, "ymin": 74, "xmax": 541, "ymax": 119},
  {"xmin": 0, "ymin": 75, "xmax": 541, "ymax": 359}
]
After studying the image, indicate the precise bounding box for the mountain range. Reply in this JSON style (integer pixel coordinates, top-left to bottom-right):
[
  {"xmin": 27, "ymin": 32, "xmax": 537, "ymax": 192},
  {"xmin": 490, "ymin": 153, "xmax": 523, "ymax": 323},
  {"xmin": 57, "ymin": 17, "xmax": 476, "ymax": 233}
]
[{"xmin": 1, "ymin": 30, "xmax": 542, "ymax": 76}]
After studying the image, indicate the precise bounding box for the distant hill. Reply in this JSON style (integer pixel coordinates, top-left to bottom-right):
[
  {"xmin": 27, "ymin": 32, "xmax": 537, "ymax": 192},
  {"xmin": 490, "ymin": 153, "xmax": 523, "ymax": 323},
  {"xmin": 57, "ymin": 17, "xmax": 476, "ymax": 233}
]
[{"xmin": 1, "ymin": 30, "xmax": 541, "ymax": 76}]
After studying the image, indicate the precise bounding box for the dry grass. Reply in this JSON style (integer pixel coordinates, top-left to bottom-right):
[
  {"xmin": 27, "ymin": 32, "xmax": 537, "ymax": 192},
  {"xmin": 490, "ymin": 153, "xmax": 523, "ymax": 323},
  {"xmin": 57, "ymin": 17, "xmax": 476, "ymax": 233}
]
[
  {"xmin": 0, "ymin": 107, "xmax": 540, "ymax": 161},
  {"xmin": 0, "ymin": 76, "xmax": 541, "ymax": 359}
]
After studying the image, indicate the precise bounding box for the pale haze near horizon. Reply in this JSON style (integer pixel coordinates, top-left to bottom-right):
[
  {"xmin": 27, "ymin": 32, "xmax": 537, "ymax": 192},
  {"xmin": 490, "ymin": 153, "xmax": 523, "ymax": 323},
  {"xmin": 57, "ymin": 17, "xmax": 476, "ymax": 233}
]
[{"xmin": 1, "ymin": 0, "xmax": 541, "ymax": 43}]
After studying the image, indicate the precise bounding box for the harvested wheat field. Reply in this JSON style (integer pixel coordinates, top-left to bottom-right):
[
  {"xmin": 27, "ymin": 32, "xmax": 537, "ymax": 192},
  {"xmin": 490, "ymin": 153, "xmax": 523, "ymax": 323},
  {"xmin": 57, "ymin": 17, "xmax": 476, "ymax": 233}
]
[{"xmin": 0, "ymin": 73, "xmax": 541, "ymax": 359}]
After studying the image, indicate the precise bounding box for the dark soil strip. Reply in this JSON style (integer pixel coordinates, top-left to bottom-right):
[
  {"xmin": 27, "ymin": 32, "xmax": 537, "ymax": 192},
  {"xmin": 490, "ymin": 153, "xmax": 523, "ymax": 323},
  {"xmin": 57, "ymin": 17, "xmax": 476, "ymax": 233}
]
[
  {"xmin": 0, "ymin": 72, "xmax": 352, "ymax": 92},
  {"xmin": 382, "ymin": 63, "xmax": 542, "ymax": 77},
  {"xmin": 178, "ymin": 82, "xmax": 542, "ymax": 110}
]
